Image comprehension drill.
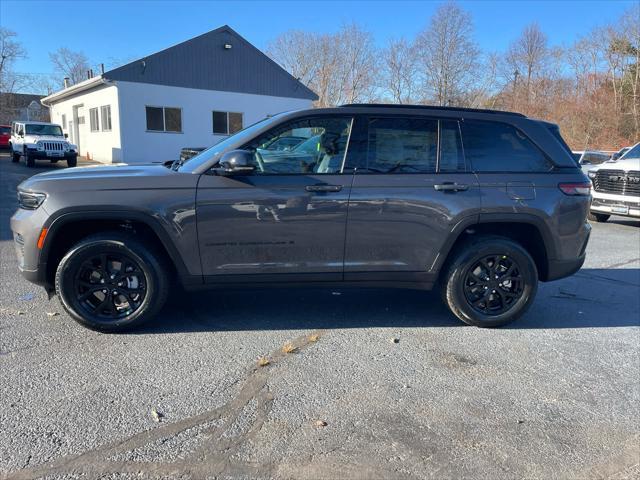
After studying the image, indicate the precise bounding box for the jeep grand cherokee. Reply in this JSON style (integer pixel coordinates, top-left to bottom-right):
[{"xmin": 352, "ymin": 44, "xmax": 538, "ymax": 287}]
[{"xmin": 11, "ymin": 104, "xmax": 591, "ymax": 332}]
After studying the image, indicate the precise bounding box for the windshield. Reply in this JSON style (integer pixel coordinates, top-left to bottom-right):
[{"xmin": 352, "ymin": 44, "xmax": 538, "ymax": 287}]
[
  {"xmin": 0, "ymin": 126, "xmax": 10, "ymax": 134},
  {"xmin": 25, "ymin": 124, "xmax": 63, "ymax": 136},
  {"xmin": 177, "ymin": 114, "xmax": 287, "ymax": 171},
  {"xmin": 619, "ymin": 143, "xmax": 640, "ymax": 160}
]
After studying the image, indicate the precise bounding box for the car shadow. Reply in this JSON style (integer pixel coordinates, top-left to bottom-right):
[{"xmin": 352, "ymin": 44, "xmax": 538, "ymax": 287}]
[
  {"xmin": 136, "ymin": 268, "xmax": 640, "ymax": 334},
  {"xmin": 608, "ymin": 217, "xmax": 640, "ymax": 228}
]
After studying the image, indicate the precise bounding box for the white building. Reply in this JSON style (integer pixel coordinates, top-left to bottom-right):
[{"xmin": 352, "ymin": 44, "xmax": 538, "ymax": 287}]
[{"xmin": 41, "ymin": 26, "xmax": 317, "ymax": 164}]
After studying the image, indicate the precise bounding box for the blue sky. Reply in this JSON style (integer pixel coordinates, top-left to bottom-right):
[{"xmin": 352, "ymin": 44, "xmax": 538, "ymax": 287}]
[{"xmin": 1, "ymin": 0, "xmax": 635, "ymax": 82}]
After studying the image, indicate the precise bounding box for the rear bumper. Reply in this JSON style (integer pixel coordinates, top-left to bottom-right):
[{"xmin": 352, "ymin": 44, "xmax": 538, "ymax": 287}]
[{"xmin": 546, "ymin": 254, "xmax": 586, "ymax": 282}]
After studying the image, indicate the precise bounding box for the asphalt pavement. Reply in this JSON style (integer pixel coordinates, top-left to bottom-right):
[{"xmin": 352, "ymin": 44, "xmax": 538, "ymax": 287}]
[{"xmin": 0, "ymin": 152, "xmax": 639, "ymax": 479}]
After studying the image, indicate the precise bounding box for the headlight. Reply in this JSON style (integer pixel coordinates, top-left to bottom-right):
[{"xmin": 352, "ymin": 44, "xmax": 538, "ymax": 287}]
[
  {"xmin": 588, "ymin": 171, "xmax": 596, "ymax": 179},
  {"xmin": 37, "ymin": 142, "xmax": 44, "ymax": 151},
  {"xmin": 17, "ymin": 190, "xmax": 46, "ymax": 210}
]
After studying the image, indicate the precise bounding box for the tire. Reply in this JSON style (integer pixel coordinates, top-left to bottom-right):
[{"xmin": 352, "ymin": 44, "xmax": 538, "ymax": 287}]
[
  {"xmin": 54, "ymin": 232, "xmax": 169, "ymax": 332},
  {"xmin": 441, "ymin": 236, "xmax": 538, "ymax": 328},
  {"xmin": 66, "ymin": 155, "xmax": 77, "ymax": 167},
  {"xmin": 25, "ymin": 153, "xmax": 35, "ymax": 168},
  {"xmin": 588, "ymin": 212, "xmax": 610, "ymax": 223},
  {"xmin": 11, "ymin": 149, "xmax": 19, "ymax": 163}
]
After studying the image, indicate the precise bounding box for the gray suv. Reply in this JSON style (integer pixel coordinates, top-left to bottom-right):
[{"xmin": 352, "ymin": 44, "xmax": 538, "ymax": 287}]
[{"xmin": 10, "ymin": 105, "xmax": 591, "ymax": 332}]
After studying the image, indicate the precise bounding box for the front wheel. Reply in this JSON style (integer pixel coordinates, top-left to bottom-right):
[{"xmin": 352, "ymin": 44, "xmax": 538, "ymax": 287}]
[
  {"xmin": 66, "ymin": 155, "xmax": 77, "ymax": 167},
  {"xmin": 25, "ymin": 153, "xmax": 35, "ymax": 167},
  {"xmin": 55, "ymin": 232, "xmax": 169, "ymax": 332},
  {"xmin": 11, "ymin": 149, "xmax": 19, "ymax": 163},
  {"xmin": 588, "ymin": 212, "xmax": 610, "ymax": 223},
  {"xmin": 441, "ymin": 236, "xmax": 538, "ymax": 327}
]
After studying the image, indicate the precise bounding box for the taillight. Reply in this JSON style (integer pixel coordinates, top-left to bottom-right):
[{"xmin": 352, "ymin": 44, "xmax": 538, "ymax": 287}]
[{"xmin": 558, "ymin": 182, "xmax": 591, "ymax": 196}]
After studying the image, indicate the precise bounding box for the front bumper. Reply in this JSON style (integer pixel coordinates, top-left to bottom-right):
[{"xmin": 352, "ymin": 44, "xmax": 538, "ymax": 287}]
[
  {"xmin": 26, "ymin": 148, "xmax": 77, "ymax": 160},
  {"xmin": 591, "ymin": 192, "xmax": 640, "ymax": 218},
  {"xmin": 10, "ymin": 206, "xmax": 51, "ymax": 289}
]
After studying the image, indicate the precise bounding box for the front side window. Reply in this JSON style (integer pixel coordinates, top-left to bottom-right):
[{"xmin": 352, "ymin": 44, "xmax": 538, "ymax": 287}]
[
  {"xmin": 213, "ymin": 111, "xmax": 243, "ymax": 135},
  {"xmin": 100, "ymin": 105, "xmax": 112, "ymax": 131},
  {"xmin": 366, "ymin": 117, "xmax": 438, "ymax": 173},
  {"xmin": 89, "ymin": 108, "xmax": 99, "ymax": 132},
  {"xmin": 244, "ymin": 116, "xmax": 353, "ymax": 174},
  {"xmin": 146, "ymin": 106, "xmax": 181, "ymax": 132},
  {"xmin": 461, "ymin": 120, "xmax": 552, "ymax": 172}
]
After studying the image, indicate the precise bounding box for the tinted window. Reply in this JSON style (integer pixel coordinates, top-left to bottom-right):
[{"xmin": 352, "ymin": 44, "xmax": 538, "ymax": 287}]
[
  {"xmin": 367, "ymin": 118, "xmax": 437, "ymax": 173},
  {"xmin": 146, "ymin": 107, "xmax": 164, "ymax": 131},
  {"xmin": 462, "ymin": 120, "xmax": 551, "ymax": 172},
  {"xmin": 439, "ymin": 121, "xmax": 465, "ymax": 172},
  {"xmin": 229, "ymin": 112, "xmax": 243, "ymax": 134},
  {"xmin": 25, "ymin": 124, "xmax": 63, "ymax": 136},
  {"xmin": 212, "ymin": 111, "xmax": 227, "ymax": 134},
  {"xmin": 246, "ymin": 117, "xmax": 352, "ymax": 174}
]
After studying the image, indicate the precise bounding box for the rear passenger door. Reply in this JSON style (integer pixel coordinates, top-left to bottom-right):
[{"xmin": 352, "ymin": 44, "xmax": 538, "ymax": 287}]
[{"xmin": 343, "ymin": 116, "xmax": 481, "ymax": 284}]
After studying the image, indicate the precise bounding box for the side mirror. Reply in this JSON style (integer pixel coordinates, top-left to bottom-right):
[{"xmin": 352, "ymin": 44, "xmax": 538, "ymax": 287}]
[
  {"xmin": 215, "ymin": 150, "xmax": 255, "ymax": 175},
  {"xmin": 64, "ymin": 133, "xmax": 69, "ymax": 138}
]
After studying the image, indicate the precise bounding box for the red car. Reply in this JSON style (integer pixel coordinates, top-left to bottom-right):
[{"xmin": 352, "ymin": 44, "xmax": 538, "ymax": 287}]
[{"xmin": 0, "ymin": 125, "xmax": 10, "ymax": 148}]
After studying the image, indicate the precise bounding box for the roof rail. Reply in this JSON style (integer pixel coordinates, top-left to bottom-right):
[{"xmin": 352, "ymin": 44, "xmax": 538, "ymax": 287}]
[{"xmin": 339, "ymin": 103, "xmax": 526, "ymax": 117}]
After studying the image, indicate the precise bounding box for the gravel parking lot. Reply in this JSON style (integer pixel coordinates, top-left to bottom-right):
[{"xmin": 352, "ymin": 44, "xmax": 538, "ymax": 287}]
[{"xmin": 1, "ymin": 152, "xmax": 639, "ymax": 479}]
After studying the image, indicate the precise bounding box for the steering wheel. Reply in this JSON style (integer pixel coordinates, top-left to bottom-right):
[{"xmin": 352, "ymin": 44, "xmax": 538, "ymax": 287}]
[{"xmin": 254, "ymin": 150, "xmax": 265, "ymax": 173}]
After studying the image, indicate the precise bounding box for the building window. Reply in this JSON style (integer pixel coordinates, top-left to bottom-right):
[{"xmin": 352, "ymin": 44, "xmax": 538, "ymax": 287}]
[
  {"xmin": 146, "ymin": 106, "xmax": 182, "ymax": 133},
  {"xmin": 61, "ymin": 114, "xmax": 67, "ymax": 129},
  {"xmin": 212, "ymin": 111, "xmax": 243, "ymax": 135},
  {"xmin": 89, "ymin": 108, "xmax": 99, "ymax": 132},
  {"xmin": 100, "ymin": 105, "xmax": 112, "ymax": 131}
]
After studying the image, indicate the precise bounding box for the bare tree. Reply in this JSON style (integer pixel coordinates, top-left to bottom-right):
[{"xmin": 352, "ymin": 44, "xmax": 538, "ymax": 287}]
[
  {"xmin": 381, "ymin": 37, "xmax": 419, "ymax": 103},
  {"xmin": 415, "ymin": 1, "xmax": 480, "ymax": 106},
  {"xmin": 0, "ymin": 28, "xmax": 27, "ymax": 93},
  {"xmin": 268, "ymin": 24, "xmax": 377, "ymax": 107},
  {"xmin": 506, "ymin": 23, "xmax": 549, "ymax": 102},
  {"xmin": 49, "ymin": 47, "xmax": 91, "ymax": 87}
]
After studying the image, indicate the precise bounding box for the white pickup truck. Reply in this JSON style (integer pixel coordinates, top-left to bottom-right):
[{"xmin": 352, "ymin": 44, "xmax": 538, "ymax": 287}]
[
  {"xmin": 10, "ymin": 121, "xmax": 78, "ymax": 168},
  {"xmin": 587, "ymin": 142, "xmax": 640, "ymax": 222}
]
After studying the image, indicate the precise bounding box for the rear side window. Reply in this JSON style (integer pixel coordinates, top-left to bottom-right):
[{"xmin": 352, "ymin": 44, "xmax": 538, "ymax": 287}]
[
  {"xmin": 461, "ymin": 120, "xmax": 552, "ymax": 172},
  {"xmin": 367, "ymin": 118, "xmax": 438, "ymax": 173}
]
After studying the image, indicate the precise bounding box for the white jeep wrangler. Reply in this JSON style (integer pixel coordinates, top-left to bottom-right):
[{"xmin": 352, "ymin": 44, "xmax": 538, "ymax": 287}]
[{"xmin": 10, "ymin": 121, "xmax": 78, "ymax": 168}]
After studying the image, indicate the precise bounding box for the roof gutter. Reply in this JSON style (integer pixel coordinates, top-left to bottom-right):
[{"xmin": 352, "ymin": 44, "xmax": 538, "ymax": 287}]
[{"xmin": 41, "ymin": 76, "xmax": 113, "ymax": 106}]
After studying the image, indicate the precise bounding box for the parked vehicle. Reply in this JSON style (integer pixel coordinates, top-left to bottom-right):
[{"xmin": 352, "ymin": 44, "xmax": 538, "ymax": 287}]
[
  {"xmin": 610, "ymin": 146, "xmax": 631, "ymax": 161},
  {"xmin": 587, "ymin": 142, "xmax": 640, "ymax": 222},
  {"xmin": 179, "ymin": 147, "xmax": 206, "ymax": 165},
  {"xmin": 0, "ymin": 125, "xmax": 11, "ymax": 149},
  {"xmin": 9, "ymin": 121, "xmax": 78, "ymax": 168},
  {"xmin": 573, "ymin": 150, "xmax": 610, "ymax": 173},
  {"xmin": 11, "ymin": 104, "xmax": 591, "ymax": 332}
]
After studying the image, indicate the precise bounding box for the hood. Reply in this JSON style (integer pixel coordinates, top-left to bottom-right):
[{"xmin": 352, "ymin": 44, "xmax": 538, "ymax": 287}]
[
  {"xmin": 590, "ymin": 156, "xmax": 640, "ymax": 172},
  {"xmin": 24, "ymin": 135, "xmax": 67, "ymax": 143},
  {"xmin": 18, "ymin": 163, "xmax": 198, "ymax": 197}
]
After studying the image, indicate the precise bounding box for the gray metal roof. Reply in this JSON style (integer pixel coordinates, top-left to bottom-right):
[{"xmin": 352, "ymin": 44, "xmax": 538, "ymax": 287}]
[{"xmin": 103, "ymin": 25, "xmax": 318, "ymax": 101}]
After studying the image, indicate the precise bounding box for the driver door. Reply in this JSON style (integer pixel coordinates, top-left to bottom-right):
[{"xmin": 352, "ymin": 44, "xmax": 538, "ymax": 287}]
[{"xmin": 196, "ymin": 115, "xmax": 355, "ymax": 283}]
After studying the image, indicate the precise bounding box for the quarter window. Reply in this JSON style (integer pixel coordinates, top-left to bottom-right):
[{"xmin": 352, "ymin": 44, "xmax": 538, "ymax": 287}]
[
  {"xmin": 89, "ymin": 108, "xmax": 99, "ymax": 132},
  {"xmin": 461, "ymin": 120, "xmax": 551, "ymax": 172},
  {"xmin": 212, "ymin": 111, "xmax": 243, "ymax": 135},
  {"xmin": 245, "ymin": 116, "xmax": 353, "ymax": 174},
  {"xmin": 366, "ymin": 118, "xmax": 438, "ymax": 173},
  {"xmin": 100, "ymin": 105, "xmax": 112, "ymax": 131},
  {"xmin": 146, "ymin": 106, "xmax": 182, "ymax": 132}
]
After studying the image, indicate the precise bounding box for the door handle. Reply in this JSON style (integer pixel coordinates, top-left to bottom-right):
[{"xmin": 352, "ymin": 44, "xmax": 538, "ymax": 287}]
[
  {"xmin": 434, "ymin": 182, "xmax": 469, "ymax": 192},
  {"xmin": 305, "ymin": 184, "xmax": 343, "ymax": 192}
]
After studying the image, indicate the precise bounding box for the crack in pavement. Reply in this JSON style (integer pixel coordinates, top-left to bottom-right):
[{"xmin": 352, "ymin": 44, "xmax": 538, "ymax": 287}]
[{"xmin": 3, "ymin": 330, "xmax": 325, "ymax": 480}]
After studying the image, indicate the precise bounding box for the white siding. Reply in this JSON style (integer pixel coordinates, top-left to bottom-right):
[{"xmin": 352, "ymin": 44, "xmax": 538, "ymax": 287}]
[
  {"xmin": 116, "ymin": 81, "xmax": 312, "ymax": 164},
  {"xmin": 48, "ymin": 84, "xmax": 121, "ymax": 163}
]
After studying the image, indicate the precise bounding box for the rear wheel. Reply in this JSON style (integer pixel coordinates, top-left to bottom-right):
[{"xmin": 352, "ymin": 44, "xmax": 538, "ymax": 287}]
[
  {"xmin": 441, "ymin": 236, "xmax": 538, "ymax": 327},
  {"xmin": 588, "ymin": 212, "xmax": 610, "ymax": 223},
  {"xmin": 55, "ymin": 232, "xmax": 169, "ymax": 332}
]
